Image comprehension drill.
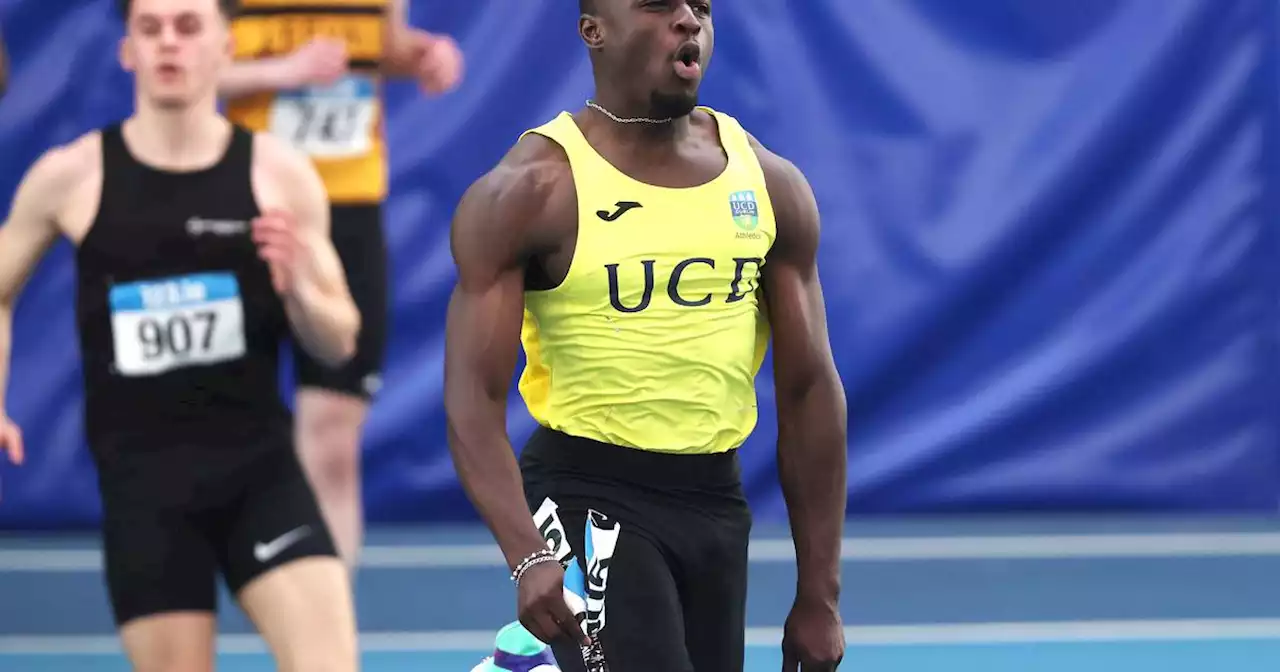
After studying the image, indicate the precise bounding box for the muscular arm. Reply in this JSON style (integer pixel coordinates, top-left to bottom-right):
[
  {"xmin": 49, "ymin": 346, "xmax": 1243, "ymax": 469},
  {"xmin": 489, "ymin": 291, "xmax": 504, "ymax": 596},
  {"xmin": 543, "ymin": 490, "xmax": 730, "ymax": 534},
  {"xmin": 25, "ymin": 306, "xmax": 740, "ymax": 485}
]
[
  {"xmin": 0, "ymin": 144, "xmax": 85, "ymax": 414},
  {"xmin": 754, "ymin": 138, "xmax": 848, "ymax": 606},
  {"xmin": 444, "ymin": 140, "xmax": 567, "ymax": 570},
  {"xmin": 257, "ymin": 136, "xmax": 360, "ymax": 366}
]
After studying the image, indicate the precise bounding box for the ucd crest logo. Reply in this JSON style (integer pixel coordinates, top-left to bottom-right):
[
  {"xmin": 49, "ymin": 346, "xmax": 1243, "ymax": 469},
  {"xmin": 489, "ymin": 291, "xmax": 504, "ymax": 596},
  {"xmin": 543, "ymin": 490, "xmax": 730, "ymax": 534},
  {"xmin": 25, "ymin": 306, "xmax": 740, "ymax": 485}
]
[{"xmin": 728, "ymin": 190, "xmax": 759, "ymax": 231}]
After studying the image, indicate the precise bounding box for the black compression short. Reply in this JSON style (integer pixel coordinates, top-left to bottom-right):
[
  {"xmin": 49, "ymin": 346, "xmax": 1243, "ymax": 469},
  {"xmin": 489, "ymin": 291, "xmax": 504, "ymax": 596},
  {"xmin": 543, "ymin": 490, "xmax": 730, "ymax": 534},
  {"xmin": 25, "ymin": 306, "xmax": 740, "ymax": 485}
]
[
  {"xmin": 520, "ymin": 427, "xmax": 752, "ymax": 672},
  {"xmin": 94, "ymin": 432, "xmax": 337, "ymax": 626},
  {"xmin": 294, "ymin": 203, "xmax": 388, "ymax": 401}
]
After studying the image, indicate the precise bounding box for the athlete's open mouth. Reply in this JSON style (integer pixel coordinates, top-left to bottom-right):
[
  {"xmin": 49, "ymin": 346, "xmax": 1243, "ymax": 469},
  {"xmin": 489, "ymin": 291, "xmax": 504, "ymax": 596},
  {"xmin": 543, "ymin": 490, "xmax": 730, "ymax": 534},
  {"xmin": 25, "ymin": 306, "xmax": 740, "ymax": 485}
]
[
  {"xmin": 675, "ymin": 42, "xmax": 701, "ymax": 67},
  {"xmin": 673, "ymin": 42, "xmax": 702, "ymax": 80}
]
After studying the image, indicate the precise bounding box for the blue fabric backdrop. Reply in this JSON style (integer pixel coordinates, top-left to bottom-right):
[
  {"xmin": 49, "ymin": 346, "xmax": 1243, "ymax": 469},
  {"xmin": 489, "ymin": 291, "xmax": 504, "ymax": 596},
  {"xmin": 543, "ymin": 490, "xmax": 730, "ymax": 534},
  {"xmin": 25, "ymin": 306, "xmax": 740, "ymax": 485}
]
[{"xmin": 1, "ymin": 0, "xmax": 1278, "ymax": 529}]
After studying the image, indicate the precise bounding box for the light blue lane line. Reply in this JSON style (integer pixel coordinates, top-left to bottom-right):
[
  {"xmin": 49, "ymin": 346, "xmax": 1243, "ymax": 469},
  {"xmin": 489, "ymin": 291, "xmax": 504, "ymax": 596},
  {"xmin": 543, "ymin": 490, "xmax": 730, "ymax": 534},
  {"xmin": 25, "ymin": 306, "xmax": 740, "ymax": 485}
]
[
  {"xmin": 7, "ymin": 515, "xmax": 1280, "ymax": 550},
  {"xmin": 7, "ymin": 555, "xmax": 1280, "ymax": 634},
  {"xmin": 2, "ymin": 640, "xmax": 1277, "ymax": 672},
  {"xmin": 7, "ymin": 529, "xmax": 1280, "ymax": 571},
  {"xmin": 8, "ymin": 619, "xmax": 1280, "ymax": 654}
]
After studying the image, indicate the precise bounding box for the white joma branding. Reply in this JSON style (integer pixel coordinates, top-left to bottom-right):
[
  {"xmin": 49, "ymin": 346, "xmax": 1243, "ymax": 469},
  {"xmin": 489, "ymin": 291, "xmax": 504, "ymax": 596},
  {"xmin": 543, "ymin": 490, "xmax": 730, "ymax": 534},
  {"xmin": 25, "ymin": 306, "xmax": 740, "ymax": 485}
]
[
  {"xmin": 187, "ymin": 217, "xmax": 248, "ymax": 236},
  {"xmin": 253, "ymin": 526, "xmax": 312, "ymax": 563}
]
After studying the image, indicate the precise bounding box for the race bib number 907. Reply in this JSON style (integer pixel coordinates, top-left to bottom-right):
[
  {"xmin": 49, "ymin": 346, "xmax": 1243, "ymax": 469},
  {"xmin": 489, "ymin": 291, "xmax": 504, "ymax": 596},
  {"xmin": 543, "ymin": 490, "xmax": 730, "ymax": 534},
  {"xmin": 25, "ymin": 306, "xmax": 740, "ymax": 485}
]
[
  {"xmin": 108, "ymin": 273, "xmax": 247, "ymax": 377},
  {"xmin": 269, "ymin": 75, "xmax": 377, "ymax": 159}
]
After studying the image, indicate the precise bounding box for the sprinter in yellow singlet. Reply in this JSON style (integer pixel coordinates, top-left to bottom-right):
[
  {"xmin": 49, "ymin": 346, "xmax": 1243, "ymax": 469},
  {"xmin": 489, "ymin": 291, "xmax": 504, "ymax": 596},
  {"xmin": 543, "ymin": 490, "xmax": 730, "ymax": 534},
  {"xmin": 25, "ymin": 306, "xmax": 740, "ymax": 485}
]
[
  {"xmin": 217, "ymin": 0, "xmax": 462, "ymax": 570},
  {"xmin": 445, "ymin": 1, "xmax": 847, "ymax": 670}
]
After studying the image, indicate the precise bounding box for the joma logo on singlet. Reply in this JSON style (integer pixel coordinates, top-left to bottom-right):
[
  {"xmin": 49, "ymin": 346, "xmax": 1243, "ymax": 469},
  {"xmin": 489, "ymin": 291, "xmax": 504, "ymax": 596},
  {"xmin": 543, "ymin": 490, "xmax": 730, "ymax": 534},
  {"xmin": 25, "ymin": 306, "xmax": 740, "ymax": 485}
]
[{"xmin": 605, "ymin": 257, "xmax": 763, "ymax": 313}]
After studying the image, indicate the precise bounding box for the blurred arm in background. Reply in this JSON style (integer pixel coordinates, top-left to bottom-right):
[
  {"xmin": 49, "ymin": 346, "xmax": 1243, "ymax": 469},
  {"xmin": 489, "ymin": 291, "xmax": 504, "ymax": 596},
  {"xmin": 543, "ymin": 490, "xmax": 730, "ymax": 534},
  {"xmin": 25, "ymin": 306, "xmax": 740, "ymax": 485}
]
[
  {"xmin": 217, "ymin": 0, "xmax": 461, "ymax": 100},
  {"xmin": 750, "ymin": 134, "xmax": 848, "ymax": 670},
  {"xmin": 252, "ymin": 134, "xmax": 361, "ymax": 365},
  {"xmin": 0, "ymin": 137, "xmax": 98, "ymax": 467},
  {"xmin": 379, "ymin": 0, "xmax": 462, "ymax": 92}
]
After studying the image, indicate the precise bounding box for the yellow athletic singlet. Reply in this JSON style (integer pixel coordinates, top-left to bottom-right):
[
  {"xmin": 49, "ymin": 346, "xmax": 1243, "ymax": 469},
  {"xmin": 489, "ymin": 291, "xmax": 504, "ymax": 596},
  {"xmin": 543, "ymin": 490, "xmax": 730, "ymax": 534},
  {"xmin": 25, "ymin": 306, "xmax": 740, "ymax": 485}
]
[
  {"xmin": 227, "ymin": 0, "xmax": 388, "ymax": 204},
  {"xmin": 518, "ymin": 108, "xmax": 776, "ymax": 455}
]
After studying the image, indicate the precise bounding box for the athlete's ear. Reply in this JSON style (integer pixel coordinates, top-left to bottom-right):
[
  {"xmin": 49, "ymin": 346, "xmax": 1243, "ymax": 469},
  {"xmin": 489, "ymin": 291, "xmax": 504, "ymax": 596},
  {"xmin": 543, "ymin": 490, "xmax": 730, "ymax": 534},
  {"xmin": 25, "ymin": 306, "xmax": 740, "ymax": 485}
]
[
  {"xmin": 119, "ymin": 36, "xmax": 136, "ymax": 73},
  {"xmin": 579, "ymin": 15, "xmax": 605, "ymax": 50}
]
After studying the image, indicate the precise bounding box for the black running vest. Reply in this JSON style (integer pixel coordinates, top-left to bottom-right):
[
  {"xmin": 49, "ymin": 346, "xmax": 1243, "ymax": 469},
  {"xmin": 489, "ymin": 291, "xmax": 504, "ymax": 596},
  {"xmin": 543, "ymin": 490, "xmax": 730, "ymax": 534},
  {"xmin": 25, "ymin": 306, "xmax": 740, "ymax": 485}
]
[{"xmin": 75, "ymin": 124, "xmax": 291, "ymax": 450}]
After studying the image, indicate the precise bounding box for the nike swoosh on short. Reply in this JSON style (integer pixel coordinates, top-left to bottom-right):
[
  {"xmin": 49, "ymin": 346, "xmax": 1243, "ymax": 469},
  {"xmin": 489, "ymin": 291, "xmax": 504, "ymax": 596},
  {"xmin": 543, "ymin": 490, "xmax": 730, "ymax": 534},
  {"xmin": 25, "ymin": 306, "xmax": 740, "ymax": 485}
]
[{"xmin": 253, "ymin": 525, "xmax": 312, "ymax": 563}]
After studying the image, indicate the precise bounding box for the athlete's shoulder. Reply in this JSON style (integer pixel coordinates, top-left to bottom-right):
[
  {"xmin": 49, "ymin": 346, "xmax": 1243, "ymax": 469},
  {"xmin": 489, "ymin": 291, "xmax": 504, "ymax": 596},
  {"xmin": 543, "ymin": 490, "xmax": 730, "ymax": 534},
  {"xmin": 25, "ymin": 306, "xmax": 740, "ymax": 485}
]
[
  {"xmin": 502, "ymin": 130, "xmax": 573, "ymax": 188},
  {"xmin": 249, "ymin": 129, "xmax": 327, "ymax": 200},
  {"xmin": 20, "ymin": 130, "xmax": 101, "ymax": 198},
  {"xmin": 737, "ymin": 128, "xmax": 804, "ymax": 184},
  {"xmin": 37, "ymin": 131, "xmax": 100, "ymax": 178},
  {"xmin": 742, "ymin": 130, "xmax": 813, "ymax": 209},
  {"xmin": 4, "ymin": 131, "xmax": 99, "ymax": 245},
  {"xmin": 451, "ymin": 131, "xmax": 575, "ymax": 264},
  {"xmin": 697, "ymin": 105, "xmax": 734, "ymax": 126},
  {"xmin": 250, "ymin": 129, "xmax": 320, "ymax": 180},
  {"xmin": 700, "ymin": 106, "xmax": 807, "ymax": 185},
  {"xmin": 739, "ymin": 130, "xmax": 819, "ymax": 254},
  {"xmin": 461, "ymin": 130, "xmax": 574, "ymax": 225}
]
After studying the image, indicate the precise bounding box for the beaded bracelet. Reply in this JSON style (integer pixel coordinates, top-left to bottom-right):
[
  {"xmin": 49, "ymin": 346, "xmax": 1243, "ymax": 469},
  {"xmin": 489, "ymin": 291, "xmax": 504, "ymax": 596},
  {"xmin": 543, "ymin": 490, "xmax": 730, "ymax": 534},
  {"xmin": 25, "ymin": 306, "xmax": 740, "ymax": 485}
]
[{"xmin": 511, "ymin": 548, "xmax": 557, "ymax": 586}]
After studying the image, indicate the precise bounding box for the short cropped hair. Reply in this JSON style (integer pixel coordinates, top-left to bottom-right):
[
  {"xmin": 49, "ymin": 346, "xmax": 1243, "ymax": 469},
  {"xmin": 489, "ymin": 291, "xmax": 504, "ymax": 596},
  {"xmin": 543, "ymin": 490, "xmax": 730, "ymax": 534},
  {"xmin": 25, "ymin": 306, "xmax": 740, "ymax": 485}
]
[{"xmin": 116, "ymin": 0, "xmax": 240, "ymax": 20}]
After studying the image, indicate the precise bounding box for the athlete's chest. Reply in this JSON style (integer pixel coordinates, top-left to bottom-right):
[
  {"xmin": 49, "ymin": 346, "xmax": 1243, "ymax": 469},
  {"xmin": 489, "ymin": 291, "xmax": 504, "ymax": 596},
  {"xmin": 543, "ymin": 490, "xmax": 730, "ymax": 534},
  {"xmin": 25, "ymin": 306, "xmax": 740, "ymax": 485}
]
[
  {"xmin": 562, "ymin": 184, "xmax": 775, "ymax": 312},
  {"xmin": 82, "ymin": 183, "xmax": 261, "ymax": 274},
  {"xmin": 581, "ymin": 183, "xmax": 773, "ymax": 259},
  {"xmin": 78, "ymin": 193, "xmax": 273, "ymax": 378}
]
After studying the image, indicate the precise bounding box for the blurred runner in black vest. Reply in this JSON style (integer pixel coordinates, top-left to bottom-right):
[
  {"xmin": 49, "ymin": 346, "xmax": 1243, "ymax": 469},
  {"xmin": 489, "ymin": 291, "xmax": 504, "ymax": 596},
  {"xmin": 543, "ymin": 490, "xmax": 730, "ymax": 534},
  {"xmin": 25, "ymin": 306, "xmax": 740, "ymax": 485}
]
[{"xmin": 0, "ymin": 0, "xmax": 362, "ymax": 669}]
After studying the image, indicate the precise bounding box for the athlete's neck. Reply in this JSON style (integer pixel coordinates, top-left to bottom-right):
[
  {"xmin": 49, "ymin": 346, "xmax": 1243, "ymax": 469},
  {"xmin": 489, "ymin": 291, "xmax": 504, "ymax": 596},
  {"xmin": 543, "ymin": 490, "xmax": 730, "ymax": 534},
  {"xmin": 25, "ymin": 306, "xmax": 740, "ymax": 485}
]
[
  {"xmin": 585, "ymin": 90, "xmax": 693, "ymax": 146},
  {"xmin": 124, "ymin": 101, "xmax": 232, "ymax": 172}
]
